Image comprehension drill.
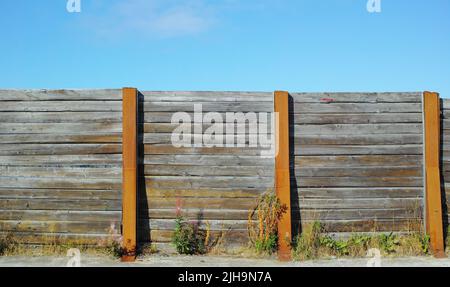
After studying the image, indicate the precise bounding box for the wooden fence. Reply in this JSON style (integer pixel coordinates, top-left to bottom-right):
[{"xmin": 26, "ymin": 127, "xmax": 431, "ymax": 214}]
[
  {"xmin": 291, "ymin": 92, "xmax": 424, "ymax": 234},
  {"xmin": 0, "ymin": 89, "xmax": 447, "ymax": 259},
  {"xmin": 140, "ymin": 91, "xmax": 274, "ymax": 247},
  {"xmin": 0, "ymin": 89, "xmax": 123, "ymax": 244}
]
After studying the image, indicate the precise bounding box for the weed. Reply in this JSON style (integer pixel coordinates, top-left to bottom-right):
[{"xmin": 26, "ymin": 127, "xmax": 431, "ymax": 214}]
[
  {"xmin": 171, "ymin": 216, "xmax": 206, "ymax": 255},
  {"xmin": 0, "ymin": 233, "xmax": 16, "ymax": 256},
  {"xmin": 292, "ymin": 221, "xmax": 432, "ymax": 261},
  {"xmin": 446, "ymin": 226, "xmax": 450, "ymax": 253},
  {"xmin": 377, "ymin": 232, "xmax": 400, "ymax": 254},
  {"xmin": 247, "ymin": 192, "xmax": 287, "ymax": 255},
  {"xmin": 292, "ymin": 221, "xmax": 323, "ymax": 260}
]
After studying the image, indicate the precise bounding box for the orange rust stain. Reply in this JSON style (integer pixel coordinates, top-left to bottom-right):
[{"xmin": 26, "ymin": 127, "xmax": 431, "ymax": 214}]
[
  {"xmin": 274, "ymin": 91, "xmax": 292, "ymax": 261},
  {"xmin": 423, "ymin": 91, "xmax": 445, "ymax": 258},
  {"xmin": 121, "ymin": 87, "xmax": 137, "ymax": 262}
]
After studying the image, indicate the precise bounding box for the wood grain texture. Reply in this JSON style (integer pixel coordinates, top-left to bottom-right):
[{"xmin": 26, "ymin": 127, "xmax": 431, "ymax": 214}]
[
  {"xmin": 0, "ymin": 89, "xmax": 123, "ymax": 244},
  {"xmin": 291, "ymin": 92, "xmax": 425, "ymax": 241},
  {"xmin": 441, "ymin": 100, "xmax": 450, "ymax": 227},
  {"xmin": 0, "ymin": 90, "xmax": 434, "ymax": 249},
  {"xmin": 274, "ymin": 91, "xmax": 292, "ymax": 261},
  {"xmin": 121, "ymin": 87, "xmax": 137, "ymax": 260},
  {"xmin": 423, "ymin": 92, "xmax": 445, "ymax": 257}
]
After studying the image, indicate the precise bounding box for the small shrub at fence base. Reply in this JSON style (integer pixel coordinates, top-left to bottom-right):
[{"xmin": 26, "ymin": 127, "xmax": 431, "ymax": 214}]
[
  {"xmin": 292, "ymin": 221, "xmax": 432, "ymax": 261},
  {"xmin": 247, "ymin": 192, "xmax": 287, "ymax": 256},
  {"xmin": 172, "ymin": 216, "xmax": 206, "ymax": 255},
  {"xmin": 0, "ymin": 233, "xmax": 16, "ymax": 256}
]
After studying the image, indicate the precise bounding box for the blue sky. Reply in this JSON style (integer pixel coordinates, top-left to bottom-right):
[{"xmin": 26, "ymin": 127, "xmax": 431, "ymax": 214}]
[{"xmin": 0, "ymin": 0, "xmax": 449, "ymax": 97}]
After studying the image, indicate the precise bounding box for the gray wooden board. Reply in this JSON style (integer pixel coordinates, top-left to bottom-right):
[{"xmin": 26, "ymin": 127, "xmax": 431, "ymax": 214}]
[
  {"xmin": 293, "ymin": 103, "xmax": 421, "ymax": 114},
  {"xmin": 294, "ymin": 113, "xmax": 422, "ymax": 124},
  {"xmin": 291, "ymin": 92, "xmax": 422, "ymax": 103},
  {"xmin": 0, "ymin": 123, "xmax": 122, "ymax": 134},
  {"xmin": 0, "ymin": 112, "xmax": 122, "ymax": 123},
  {"xmin": 0, "ymin": 101, "xmax": 122, "ymax": 112},
  {"xmin": 0, "ymin": 89, "xmax": 122, "ymax": 101}
]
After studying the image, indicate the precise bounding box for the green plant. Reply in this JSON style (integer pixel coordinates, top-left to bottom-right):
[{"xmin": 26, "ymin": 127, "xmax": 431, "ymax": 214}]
[
  {"xmin": 378, "ymin": 232, "xmax": 400, "ymax": 254},
  {"xmin": 248, "ymin": 193, "xmax": 287, "ymax": 255},
  {"xmin": 0, "ymin": 234, "xmax": 15, "ymax": 256},
  {"xmin": 292, "ymin": 221, "xmax": 323, "ymax": 260},
  {"xmin": 319, "ymin": 235, "xmax": 350, "ymax": 256},
  {"xmin": 418, "ymin": 233, "xmax": 430, "ymax": 254},
  {"xmin": 172, "ymin": 216, "xmax": 206, "ymax": 255}
]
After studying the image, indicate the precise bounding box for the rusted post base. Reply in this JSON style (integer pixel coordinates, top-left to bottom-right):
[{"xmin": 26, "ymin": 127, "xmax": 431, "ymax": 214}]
[
  {"xmin": 423, "ymin": 91, "xmax": 445, "ymax": 258},
  {"xmin": 274, "ymin": 91, "xmax": 292, "ymax": 262},
  {"xmin": 121, "ymin": 87, "xmax": 138, "ymax": 262}
]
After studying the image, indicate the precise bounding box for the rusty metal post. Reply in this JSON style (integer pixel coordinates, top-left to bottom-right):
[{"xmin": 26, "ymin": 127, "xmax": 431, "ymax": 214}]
[
  {"xmin": 274, "ymin": 91, "xmax": 292, "ymax": 261},
  {"xmin": 121, "ymin": 87, "xmax": 138, "ymax": 262},
  {"xmin": 423, "ymin": 91, "xmax": 445, "ymax": 258}
]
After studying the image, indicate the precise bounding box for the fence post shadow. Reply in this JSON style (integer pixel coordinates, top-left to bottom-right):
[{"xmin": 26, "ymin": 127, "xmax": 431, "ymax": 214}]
[
  {"xmin": 439, "ymin": 98, "xmax": 448, "ymax": 245},
  {"xmin": 288, "ymin": 94, "xmax": 301, "ymax": 240},
  {"xmin": 137, "ymin": 91, "xmax": 151, "ymax": 250}
]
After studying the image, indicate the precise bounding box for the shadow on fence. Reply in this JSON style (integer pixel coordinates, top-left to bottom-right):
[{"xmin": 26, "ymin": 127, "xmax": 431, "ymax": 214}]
[
  {"xmin": 137, "ymin": 92, "xmax": 151, "ymax": 245},
  {"xmin": 439, "ymin": 99, "xmax": 449, "ymax": 244},
  {"xmin": 288, "ymin": 95, "xmax": 301, "ymax": 239}
]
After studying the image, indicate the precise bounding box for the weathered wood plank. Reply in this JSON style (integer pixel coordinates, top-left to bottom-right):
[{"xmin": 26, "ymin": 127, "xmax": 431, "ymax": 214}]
[
  {"xmin": 0, "ymin": 101, "xmax": 122, "ymax": 112},
  {"xmin": 143, "ymin": 123, "xmax": 268, "ymax": 134},
  {"xmin": 143, "ymin": 102, "xmax": 273, "ymax": 112},
  {"xmin": 0, "ymin": 155, "xmax": 121, "ymax": 166},
  {"xmin": 148, "ymin": 229, "xmax": 248, "ymax": 244},
  {"xmin": 0, "ymin": 177, "xmax": 121, "ymax": 190},
  {"xmin": 0, "ymin": 199, "xmax": 121, "ymax": 211},
  {"xmin": 0, "ymin": 144, "xmax": 121, "ymax": 156},
  {"xmin": 296, "ymin": 134, "xmax": 422, "ymax": 145},
  {"xmin": 145, "ymin": 208, "xmax": 419, "ymax": 221},
  {"xmin": 295, "ymin": 155, "xmax": 422, "ymax": 167},
  {"xmin": 295, "ymin": 166, "xmax": 422, "ymax": 178},
  {"xmin": 0, "ymin": 210, "xmax": 120, "ymax": 222},
  {"xmin": 441, "ymin": 100, "xmax": 450, "ymax": 110},
  {"xmin": 294, "ymin": 124, "xmax": 422, "ymax": 135},
  {"xmin": 293, "ymin": 177, "xmax": 423, "ymax": 188},
  {"xmin": 147, "ymin": 219, "xmax": 249, "ymax": 231},
  {"xmin": 0, "ymin": 89, "xmax": 122, "ymax": 101},
  {"xmin": 144, "ymin": 197, "xmax": 258, "ymax": 210},
  {"xmin": 0, "ymin": 123, "xmax": 122, "ymax": 134},
  {"xmin": 144, "ymin": 145, "xmax": 268, "ymax": 156},
  {"xmin": 0, "ymin": 188, "xmax": 120, "ymax": 200},
  {"xmin": 299, "ymin": 219, "xmax": 421, "ymax": 232},
  {"xmin": 144, "ymin": 165, "xmax": 273, "ymax": 177},
  {"xmin": 291, "ymin": 92, "xmax": 422, "ymax": 103},
  {"xmin": 0, "ymin": 231, "xmax": 119, "ymax": 244},
  {"xmin": 146, "ymin": 188, "xmax": 267, "ymax": 198},
  {"xmin": 0, "ymin": 220, "xmax": 120, "ymax": 234},
  {"xmin": 297, "ymin": 208, "xmax": 419, "ymax": 221},
  {"xmin": 144, "ymin": 112, "xmax": 274, "ymax": 124},
  {"xmin": 144, "ymin": 176, "xmax": 273, "ymax": 189},
  {"xmin": 0, "ymin": 166, "xmax": 121, "ymax": 178},
  {"xmin": 294, "ymin": 113, "xmax": 422, "ymax": 124},
  {"xmin": 0, "ymin": 134, "xmax": 122, "ymax": 144},
  {"xmin": 143, "ymin": 133, "xmax": 266, "ymax": 144},
  {"xmin": 143, "ymin": 155, "xmax": 273, "ymax": 166},
  {"xmin": 141, "ymin": 91, "xmax": 273, "ymax": 102},
  {"xmin": 296, "ymin": 187, "xmax": 423, "ymax": 199},
  {"xmin": 293, "ymin": 103, "xmax": 422, "ymax": 114},
  {"xmin": 147, "ymin": 209, "xmax": 251, "ymax": 220},
  {"xmin": 296, "ymin": 198, "xmax": 421, "ymax": 210},
  {"xmin": 0, "ymin": 112, "xmax": 122, "ymax": 123},
  {"xmin": 294, "ymin": 145, "xmax": 422, "ymax": 156}
]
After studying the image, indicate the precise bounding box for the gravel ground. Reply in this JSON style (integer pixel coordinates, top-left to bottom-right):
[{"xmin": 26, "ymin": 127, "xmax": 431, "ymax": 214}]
[{"xmin": 0, "ymin": 254, "xmax": 449, "ymax": 267}]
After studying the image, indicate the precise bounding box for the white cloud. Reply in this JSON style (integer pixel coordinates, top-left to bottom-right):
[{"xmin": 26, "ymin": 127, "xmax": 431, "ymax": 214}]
[{"xmin": 82, "ymin": 0, "xmax": 215, "ymax": 38}]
